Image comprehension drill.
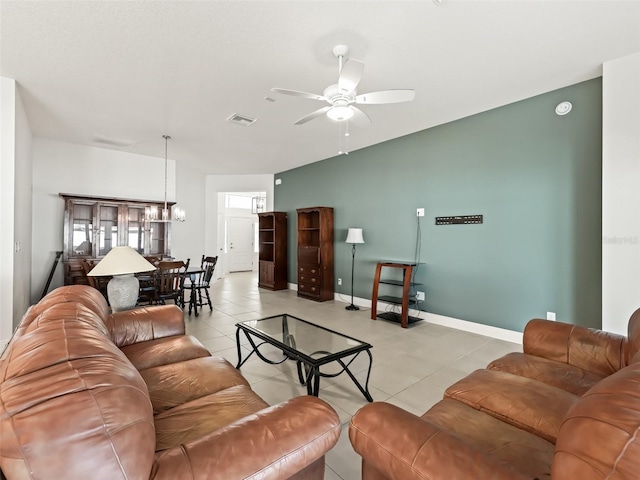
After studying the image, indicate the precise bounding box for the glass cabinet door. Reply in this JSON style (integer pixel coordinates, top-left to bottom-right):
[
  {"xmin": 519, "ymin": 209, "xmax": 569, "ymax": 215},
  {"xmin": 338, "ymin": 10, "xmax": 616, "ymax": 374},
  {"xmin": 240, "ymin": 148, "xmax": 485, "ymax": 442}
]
[
  {"xmin": 127, "ymin": 207, "xmax": 146, "ymax": 253},
  {"xmin": 148, "ymin": 220, "xmax": 166, "ymax": 255},
  {"xmin": 70, "ymin": 202, "xmax": 95, "ymax": 257},
  {"xmin": 98, "ymin": 204, "xmax": 119, "ymax": 256}
]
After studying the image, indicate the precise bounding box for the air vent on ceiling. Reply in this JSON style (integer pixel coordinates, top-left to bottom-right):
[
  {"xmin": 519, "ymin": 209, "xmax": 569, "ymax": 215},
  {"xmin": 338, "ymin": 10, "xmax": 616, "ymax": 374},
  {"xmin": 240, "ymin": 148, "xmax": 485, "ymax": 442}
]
[
  {"xmin": 91, "ymin": 133, "xmax": 138, "ymax": 147},
  {"xmin": 226, "ymin": 113, "xmax": 258, "ymax": 127},
  {"xmin": 92, "ymin": 134, "xmax": 138, "ymax": 148}
]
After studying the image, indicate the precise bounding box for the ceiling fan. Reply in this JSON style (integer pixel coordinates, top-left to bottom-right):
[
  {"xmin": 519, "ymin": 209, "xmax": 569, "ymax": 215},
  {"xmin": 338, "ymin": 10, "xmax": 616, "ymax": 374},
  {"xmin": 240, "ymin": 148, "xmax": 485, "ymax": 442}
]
[{"xmin": 271, "ymin": 45, "xmax": 415, "ymax": 127}]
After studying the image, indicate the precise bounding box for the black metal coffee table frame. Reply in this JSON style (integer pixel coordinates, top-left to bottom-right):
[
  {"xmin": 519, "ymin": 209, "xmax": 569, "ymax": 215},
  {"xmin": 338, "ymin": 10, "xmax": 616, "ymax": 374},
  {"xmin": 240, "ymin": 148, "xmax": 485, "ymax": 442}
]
[{"xmin": 235, "ymin": 313, "xmax": 373, "ymax": 402}]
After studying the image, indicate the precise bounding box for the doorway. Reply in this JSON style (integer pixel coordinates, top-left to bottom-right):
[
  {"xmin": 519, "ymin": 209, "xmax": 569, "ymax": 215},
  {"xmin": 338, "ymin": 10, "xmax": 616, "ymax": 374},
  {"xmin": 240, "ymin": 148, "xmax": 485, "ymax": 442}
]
[{"xmin": 228, "ymin": 217, "xmax": 254, "ymax": 272}]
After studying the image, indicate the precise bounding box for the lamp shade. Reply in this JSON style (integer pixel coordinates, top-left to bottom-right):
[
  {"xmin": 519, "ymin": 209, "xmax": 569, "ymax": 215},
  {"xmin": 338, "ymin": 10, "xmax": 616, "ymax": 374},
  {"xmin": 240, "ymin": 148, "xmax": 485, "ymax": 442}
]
[
  {"xmin": 87, "ymin": 246, "xmax": 156, "ymax": 276},
  {"xmin": 345, "ymin": 228, "xmax": 365, "ymax": 244}
]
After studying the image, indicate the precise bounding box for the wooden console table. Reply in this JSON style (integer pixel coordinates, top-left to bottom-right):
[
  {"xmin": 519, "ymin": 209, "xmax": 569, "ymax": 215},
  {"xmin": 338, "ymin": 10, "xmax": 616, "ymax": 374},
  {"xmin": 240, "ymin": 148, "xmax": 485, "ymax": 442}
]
[{"xmin": 371, "ymin": 261, "xmax": 422, "ymax": 328}]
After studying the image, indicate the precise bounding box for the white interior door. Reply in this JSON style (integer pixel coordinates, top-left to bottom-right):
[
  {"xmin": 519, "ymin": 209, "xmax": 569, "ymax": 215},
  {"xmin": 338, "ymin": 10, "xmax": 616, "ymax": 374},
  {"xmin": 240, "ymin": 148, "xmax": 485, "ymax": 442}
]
[
  {"xmin": 228, "ymin": 217, "xmax": 254, "ymax": 272},
  {"xmin": 216, "ymin": 213, "xmax": 225, "ymax": 278}
]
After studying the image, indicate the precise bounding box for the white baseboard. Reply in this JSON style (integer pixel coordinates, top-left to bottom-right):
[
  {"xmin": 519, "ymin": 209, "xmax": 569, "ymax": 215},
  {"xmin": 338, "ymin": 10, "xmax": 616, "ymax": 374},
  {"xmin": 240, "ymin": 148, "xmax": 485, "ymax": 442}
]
[
  {"xmin": 419, "ymin": 311, "xmax": 523, "ymax": 344},
  {"xmin": 339, "ymin": 290, "xmax": 523, "ymax": 344},
  {"xmin": 287, "ymin": 283, "xmax": 523, "ymax": 344}
]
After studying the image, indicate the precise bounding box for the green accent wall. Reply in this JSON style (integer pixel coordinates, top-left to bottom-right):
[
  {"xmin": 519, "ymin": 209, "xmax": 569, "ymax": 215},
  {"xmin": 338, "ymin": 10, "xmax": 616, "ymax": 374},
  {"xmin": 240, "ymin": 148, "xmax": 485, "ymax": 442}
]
[{"xmin": 275, "ymin": 79, "xmax": 602, "ymax": 332}]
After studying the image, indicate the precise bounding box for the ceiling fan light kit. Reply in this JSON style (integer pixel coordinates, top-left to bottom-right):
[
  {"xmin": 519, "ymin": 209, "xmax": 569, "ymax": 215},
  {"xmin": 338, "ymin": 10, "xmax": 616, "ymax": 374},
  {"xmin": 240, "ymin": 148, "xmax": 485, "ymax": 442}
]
[
  {"xmin": 327, "ymin": 105, "xmax": 354, "ymax": 121},
  {"xmin": 271, "ymin": 44, "xmax": 415, "ymax": 127}
]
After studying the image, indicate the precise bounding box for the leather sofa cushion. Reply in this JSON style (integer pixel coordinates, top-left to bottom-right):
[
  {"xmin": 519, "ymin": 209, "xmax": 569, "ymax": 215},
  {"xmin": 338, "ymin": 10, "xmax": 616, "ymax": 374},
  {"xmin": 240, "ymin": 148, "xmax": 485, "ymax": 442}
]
[
  {"xmin": 552, "ymin": 361, "xmax": 640, "ymax": 478},
  {"xmin": 8, "ymin": 286, "xmax": 109, "ymax": 346},
  {"xmin": 445, "ymin": 369, "xmax": 579, "ymax": 443},
  {"xmin": 106, "ymin": 305, "xmax": 185, "ymax": 347},
  {"xmin": 141, "ymin": 356, "xmax": 250, "ymax": 414},
  {"xmin": 488, "ymin": 352, "xmax": 604, "ymax": 395},
  {"xmin": 0, "ymin": 303, "xmax": 155, "ymax": 480},
  {"xmin": 522, "ymin": 319, "xmax": 625, "ymax": 377},
  {"xmin": 154, "ymin": 384, "xmax": 270, "ymax": 451},
  {"xmin": 3, "ymin": 303, "xmax": 114, "ymax": 379},
  {"xmin": 120, "ymin": 334, "xmax": 211, "ymax": 370},
  {"xmin": 423, "ymin": 399, "xmax": 554, "ymax": 479}
]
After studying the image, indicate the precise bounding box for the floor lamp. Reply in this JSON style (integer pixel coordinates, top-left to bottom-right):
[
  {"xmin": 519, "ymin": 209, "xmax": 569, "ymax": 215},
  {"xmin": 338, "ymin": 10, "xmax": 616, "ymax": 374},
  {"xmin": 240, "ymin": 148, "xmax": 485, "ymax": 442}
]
[{"xmin": 345, "ymin": 228, "xmax": 365, "ymax": 311}]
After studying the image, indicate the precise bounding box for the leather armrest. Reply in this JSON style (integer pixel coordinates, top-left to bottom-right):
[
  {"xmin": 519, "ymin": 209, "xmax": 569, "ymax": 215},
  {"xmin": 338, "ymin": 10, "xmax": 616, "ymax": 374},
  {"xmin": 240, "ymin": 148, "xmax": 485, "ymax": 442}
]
[
  {"xmin": 105, "ymin": 305, "xmax": 185, "ymax": 347},
  {"xmin": 523, "ymin": 319, "xmax": 626, "ymax": 376},
  {"xmin": 150, "ymin": 396, "xmax": 341, "ymax": 480},
  {"xmin": 349, "ymin": 402, "xmax": 529, "ymax": 480}
]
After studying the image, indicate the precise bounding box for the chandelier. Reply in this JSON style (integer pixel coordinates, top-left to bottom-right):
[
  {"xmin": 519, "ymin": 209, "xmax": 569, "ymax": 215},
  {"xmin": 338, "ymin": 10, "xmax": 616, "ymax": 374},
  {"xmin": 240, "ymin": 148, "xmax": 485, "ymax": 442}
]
[
  {"xmin": 145, "ymin": 135, "xmax": 186, "ymax": 222},
  {"xmin": 251, "ymin": 195, "xmax": 266, "ymax": 214}
]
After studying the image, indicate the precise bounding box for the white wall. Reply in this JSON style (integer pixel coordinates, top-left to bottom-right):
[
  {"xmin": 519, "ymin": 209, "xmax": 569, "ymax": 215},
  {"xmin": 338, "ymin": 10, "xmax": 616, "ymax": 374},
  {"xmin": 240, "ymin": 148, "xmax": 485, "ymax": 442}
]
[
  {"xmin": 205, "ymin": 174, "xmax": 274, "ymax": 263},
  {"xmin": 1, "ymin": 77, "xmax": 17, "ymax": 351},
  {"xmin": 602, "ymin": 51, "xmax": 640, "ymax": 334},
  {"xmin": 13, "ymin": 83, "xmax": 33, "ymax": 328},
  {"xmin": 172, "ymin": 160, "xmax": 205, "ymax": 267},
  {"xmin": 31, "ymin": 138, "xmax": 204, "ymax": 299},
  {"xmin": 0, "ymin": 77, "xmax": 33, "ymax": 354}
]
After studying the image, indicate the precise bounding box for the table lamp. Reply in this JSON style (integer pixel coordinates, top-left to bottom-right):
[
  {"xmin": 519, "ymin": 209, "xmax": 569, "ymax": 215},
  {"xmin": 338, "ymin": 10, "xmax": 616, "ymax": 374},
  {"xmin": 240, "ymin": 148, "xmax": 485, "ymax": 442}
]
[
  {"xmin": 345, "ymin": 228, "xmax": 365, "ymax": 311},
  {"xmin": 87, "ymin": 246, "xmax": 156, "ymax": 312}
]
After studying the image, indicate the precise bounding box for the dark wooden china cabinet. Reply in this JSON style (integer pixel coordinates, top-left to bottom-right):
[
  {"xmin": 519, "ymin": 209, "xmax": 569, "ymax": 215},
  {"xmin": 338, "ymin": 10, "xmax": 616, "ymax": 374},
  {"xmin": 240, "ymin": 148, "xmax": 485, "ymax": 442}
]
[
  {"xmin": 258, "ymin": 212, "xmax": 288, "ymax": 291},
  {"xmin": 296, "ymin": 206, "xmax": 334, "ymax": 301},
  {"xmin": 61, "ymin": 194, "xmax": 172, "ymax": 286}
]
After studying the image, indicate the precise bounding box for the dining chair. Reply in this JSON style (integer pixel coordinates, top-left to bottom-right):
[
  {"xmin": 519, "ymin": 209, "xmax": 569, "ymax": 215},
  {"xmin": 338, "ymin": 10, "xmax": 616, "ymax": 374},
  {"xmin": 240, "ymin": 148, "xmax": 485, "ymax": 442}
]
[
  {"xmin": 183, "ymin": 255, "xmax": 218, "ymax": 316},
  {"xmin": 80, "ymin": 259, "xmax": 109, "ymax": 300},
  {"xmin": 153, "ymin": 259, "xmax": 190, "ymax": 307},
  {"xmin": 143, "ymin": 255, "xmax": 163, "ymax": 267}
]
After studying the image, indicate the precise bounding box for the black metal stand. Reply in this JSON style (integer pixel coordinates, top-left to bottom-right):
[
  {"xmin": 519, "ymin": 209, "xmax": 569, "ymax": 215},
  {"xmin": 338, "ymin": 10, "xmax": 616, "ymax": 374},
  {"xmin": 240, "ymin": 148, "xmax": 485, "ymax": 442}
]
[
  {"xmin": 346, "ymin": 243, "xmax": 359, "ymax": 311},
  {"xmin": 40, "ymin": 251, "xmax": 63, "ymax": 300}
]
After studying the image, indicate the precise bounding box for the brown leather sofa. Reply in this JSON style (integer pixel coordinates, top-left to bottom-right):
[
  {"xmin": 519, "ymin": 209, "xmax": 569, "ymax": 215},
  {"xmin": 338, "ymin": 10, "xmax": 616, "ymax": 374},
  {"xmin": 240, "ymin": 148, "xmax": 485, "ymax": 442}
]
[
  {"xmin": 0, "ymin": 285, "xmax": 341, "ymax": 479},
  {"xmin": 349, "ymin": 311, "xmax": 640, "ymax": 479}
]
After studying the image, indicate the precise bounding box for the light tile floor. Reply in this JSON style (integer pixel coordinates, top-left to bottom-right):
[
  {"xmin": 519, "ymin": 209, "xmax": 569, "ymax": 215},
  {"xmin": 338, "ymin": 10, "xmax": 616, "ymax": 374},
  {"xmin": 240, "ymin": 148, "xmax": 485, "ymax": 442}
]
[{"xmin": 184, "ymin": 271, "xmax": 521, "ymax": 480}]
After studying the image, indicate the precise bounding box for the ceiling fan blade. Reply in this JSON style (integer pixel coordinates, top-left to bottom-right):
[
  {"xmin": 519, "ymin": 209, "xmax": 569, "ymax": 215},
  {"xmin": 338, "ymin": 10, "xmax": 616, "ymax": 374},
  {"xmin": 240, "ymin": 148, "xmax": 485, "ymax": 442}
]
[
  {"xmin": 338, "ymin": 58, "xmax": 364, "ymax": 94},
  {"xmin": 355, "ymin": 89, "xmax": 416, "ymax": 104},
  {"xmin": 294, "ymin": 106, "xmax": 332, "ymax": 125},
  {"xmin": 271, "ymin": 88, "xmax": 326, "ymax": 101},
  {"xmin": 349, "ymin": 106, "xmax": 371, "ymax": 128}
]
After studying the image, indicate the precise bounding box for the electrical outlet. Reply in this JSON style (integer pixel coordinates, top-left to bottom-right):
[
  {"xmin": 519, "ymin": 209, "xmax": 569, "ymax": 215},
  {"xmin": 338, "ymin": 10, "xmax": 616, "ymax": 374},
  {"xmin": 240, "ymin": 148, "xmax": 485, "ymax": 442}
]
[
  {"xmin": 337, "ymin": 278, "xmax": 342, "ymax": 286},
  {"xmin": 547, "ymin": 312, "xmax": 556, "ymax": 321},
  {"xmin": 416, "ymin": 208, "xmax": 425, "ymax": 217},
  {"xmin": 416, "ymin": 291, "xmax": 425, "ymax": 301}
]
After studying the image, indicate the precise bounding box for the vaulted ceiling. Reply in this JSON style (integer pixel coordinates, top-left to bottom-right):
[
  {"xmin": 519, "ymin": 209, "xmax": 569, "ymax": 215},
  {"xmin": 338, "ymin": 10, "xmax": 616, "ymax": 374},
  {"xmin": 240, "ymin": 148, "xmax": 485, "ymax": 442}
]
[{"xmin": 2, "ymin": 1, "xmax": 639, "ymax": 174}]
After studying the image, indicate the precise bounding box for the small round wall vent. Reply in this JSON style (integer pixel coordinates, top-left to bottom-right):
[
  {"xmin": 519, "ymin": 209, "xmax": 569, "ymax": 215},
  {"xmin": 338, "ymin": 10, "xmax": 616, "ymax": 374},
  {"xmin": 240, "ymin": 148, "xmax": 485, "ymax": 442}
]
[{"xmin": 555, "ymin": 101, "xmax": 572, "ymax": 116}]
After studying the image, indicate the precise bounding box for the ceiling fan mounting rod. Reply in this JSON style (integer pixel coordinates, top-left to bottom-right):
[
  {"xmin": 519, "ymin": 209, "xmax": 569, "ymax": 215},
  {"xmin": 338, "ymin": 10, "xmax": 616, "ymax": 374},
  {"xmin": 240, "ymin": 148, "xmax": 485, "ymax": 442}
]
[{"xmin": 333, "ymin": 44, "xmax": 349, "ymax": 75}]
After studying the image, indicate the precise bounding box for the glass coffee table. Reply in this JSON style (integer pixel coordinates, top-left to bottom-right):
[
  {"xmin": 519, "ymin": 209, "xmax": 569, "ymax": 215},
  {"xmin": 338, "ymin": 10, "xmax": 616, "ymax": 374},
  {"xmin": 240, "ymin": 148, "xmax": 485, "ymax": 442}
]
[{"xmin": 235, "ymin": 313, "xmax": 373, "ymax": 402}]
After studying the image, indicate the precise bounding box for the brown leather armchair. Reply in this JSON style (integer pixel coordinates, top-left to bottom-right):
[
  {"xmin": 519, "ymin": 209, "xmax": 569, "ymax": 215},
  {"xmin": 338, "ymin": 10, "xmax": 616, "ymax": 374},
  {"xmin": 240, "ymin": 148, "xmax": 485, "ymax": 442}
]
[
  {"xmin": 0, "ymin": 286, "xmax": 341, "ymax": 479},
  {"xmin": 349, "ymin": 311, "xmax": 640, "ymax": 479}
]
